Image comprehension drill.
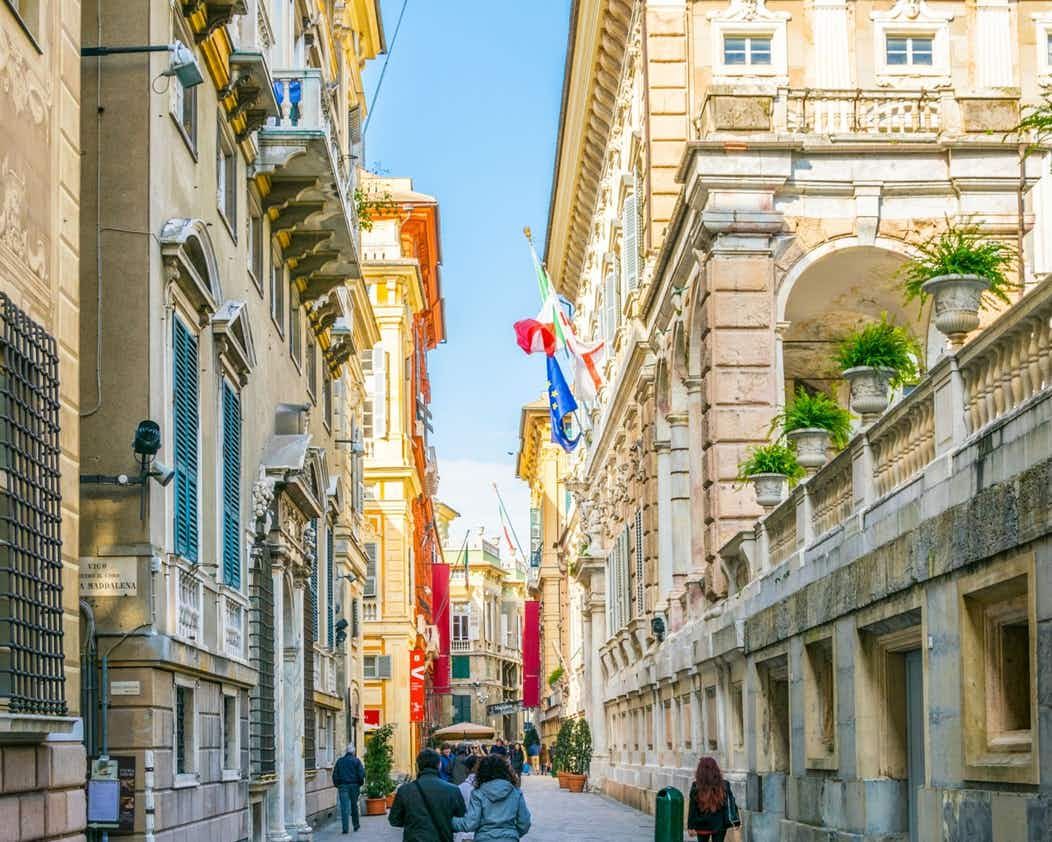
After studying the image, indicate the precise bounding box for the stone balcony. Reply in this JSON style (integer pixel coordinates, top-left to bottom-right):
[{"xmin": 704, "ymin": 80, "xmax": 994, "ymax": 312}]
[{"xmin": 696, "ymin": 86, "xmax": 1021, "ymax": 141}]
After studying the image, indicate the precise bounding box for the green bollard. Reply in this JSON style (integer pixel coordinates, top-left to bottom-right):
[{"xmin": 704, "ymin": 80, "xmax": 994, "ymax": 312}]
[{"xmin": 655, "ymin": 786, "xmax": 684, "ymax": 842}]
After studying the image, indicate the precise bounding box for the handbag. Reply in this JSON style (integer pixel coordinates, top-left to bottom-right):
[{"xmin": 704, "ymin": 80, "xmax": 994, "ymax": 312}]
[
  {"xmin": 414, "ymin": 780, "xmax": 453, "ymax": 842},
  {"xmin": 723, "ymin": 783, "xmax": 741, "ymax": 828}
]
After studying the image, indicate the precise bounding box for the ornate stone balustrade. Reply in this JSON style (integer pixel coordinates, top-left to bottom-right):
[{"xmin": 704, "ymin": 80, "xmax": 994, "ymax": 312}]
[
  {"xmin": 223, "ymin": 595, "xmax": 245, "ymax": 660},
  {"xmin": 176, "ymin": 566, "xmax": 203, "ymax": 643},
  {"xmin": 783, "ymin": 88, "xmax": 941, "ymax": 135},
  {"xmin": 722, "ymin": 278, "xmax": 1052, "ymax": 580}
]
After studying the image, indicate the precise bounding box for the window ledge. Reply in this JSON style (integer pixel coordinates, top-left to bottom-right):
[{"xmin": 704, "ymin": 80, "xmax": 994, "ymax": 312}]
[
  {"xmin": 173, "ymin": 773, "xmax": 200, "ymax": 789},
  {"xmin": 0, "ymin": 713, "xmax": 79, "ymax": 739},
  {"xmin": 221, "ymin": 769, "xmax": 241, "ymax": 782}
]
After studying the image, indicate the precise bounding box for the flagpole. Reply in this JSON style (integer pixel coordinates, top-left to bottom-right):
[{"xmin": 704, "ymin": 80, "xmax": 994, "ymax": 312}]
[{"xmin": 492, "ymin": 482, "xmax": 528, "ymax": 564}]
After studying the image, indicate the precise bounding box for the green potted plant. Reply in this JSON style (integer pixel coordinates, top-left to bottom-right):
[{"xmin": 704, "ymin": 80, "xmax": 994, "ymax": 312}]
[
  {"xmin": 564, "ymin": 718, "xmax": 593, "ymax": 793},
  {"xmin": 899, "ymin": 219, "xmax": 1017, "ymax": 347},
  {"xmin": 773, "ymin": 388, "xmax": 852, "ymax": 473},
  {"xmin": 363, "ymin": 724, "xmax": 394, "ymax": 815},
  {"xmin": 835, "ymin": 314, "xmax": 921, "ymax": 421},
  {"xmin": 737, "ymin": 443, "xmax": 804, "ymax": 509},
  {"xmin": 553, "ymin": 719, "xmax": 573, "ymax": 789},
  {"xmin": 547, "ymin": 666, "xmax": 565, "ymax": 687}
]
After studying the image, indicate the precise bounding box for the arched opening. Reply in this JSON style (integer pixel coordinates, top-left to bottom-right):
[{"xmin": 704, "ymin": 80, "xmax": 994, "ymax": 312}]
[{"xmin": 778, "ymin": 242, "xmax": 930, "ymax": 408}]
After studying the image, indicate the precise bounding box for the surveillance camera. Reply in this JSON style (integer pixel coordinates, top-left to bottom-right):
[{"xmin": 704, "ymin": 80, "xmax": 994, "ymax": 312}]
[
  {"xmin": 133, "ymin": 420, "xmax": 162, "ymax": 458},
  {"xmin": 150, "ymin": 461, "xmax": 176, "ymax": 487}
]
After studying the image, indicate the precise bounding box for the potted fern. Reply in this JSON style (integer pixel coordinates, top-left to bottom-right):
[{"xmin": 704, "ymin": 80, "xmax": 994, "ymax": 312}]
[
  {"xmin": 737, "ymin": 443, "xmax": 804, "ymax": 509},
  {"xmin": 835, "ymin": 315, "xmax": 921, "ymax": 421},
  {"xmin": 899, "ymin": 220, "xmax": 1016, "ymax": 347},
  {"xmin": 774, "ymin": 388, "xmax": 852, "ymax": 472},
  {"xmin": 363, "ymin": 724, "xmax": 394, "ymax": 815},
  {"xmin": 565, "ymin": 719, "xmax": 592, "ymax": 793}
]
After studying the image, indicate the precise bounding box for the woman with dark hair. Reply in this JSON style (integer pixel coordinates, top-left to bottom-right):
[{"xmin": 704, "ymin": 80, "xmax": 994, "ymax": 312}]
[
  {"xmin": 687, "ymin": 757, "xmax": 740, "ymax": 840},
  {"xmin": 452, "ymin": 754, "xmax": 532, "ymax": 841}
]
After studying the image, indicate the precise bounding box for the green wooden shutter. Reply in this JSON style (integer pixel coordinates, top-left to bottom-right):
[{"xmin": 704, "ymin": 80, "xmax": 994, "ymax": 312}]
[
  {"xmin": 221, "ymin": 383, "xmax": 242, "ymax": 589},
  {"xmin": 326, "ymin": 524, "xmax": 335, "ymax": 649},
  {"xmin": 173, "ymin": 319, "xmax": 200, "ymax": 563}
]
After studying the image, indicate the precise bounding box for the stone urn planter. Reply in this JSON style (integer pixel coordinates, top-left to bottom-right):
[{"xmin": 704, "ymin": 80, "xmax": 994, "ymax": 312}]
[
  {"xmin": 565, "ymin": 773, "xmax": 588, "ymax": 793},
  {"xmin": 365, "ymin": 797, "xmax": 387, "ymax": 816},
  {"xmin": 787, "ymin": 427, "xmax": 831, "ymax": 472},
  {"xmin": 750, "ymin": 472, "xmax": 788, "ymax": 510},
  {"xmin": 921, "ymin": 274, "xmax": 990, "ymax": 348},
  {"xmin": 842, "ymin": 366, "xmax": 896, "ymax": 421}
]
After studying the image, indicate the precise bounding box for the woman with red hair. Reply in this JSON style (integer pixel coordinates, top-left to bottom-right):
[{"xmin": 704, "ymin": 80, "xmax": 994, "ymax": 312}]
[{"xmin": 687, "ymin": 757, "xmax": 740, "ymax": 839}]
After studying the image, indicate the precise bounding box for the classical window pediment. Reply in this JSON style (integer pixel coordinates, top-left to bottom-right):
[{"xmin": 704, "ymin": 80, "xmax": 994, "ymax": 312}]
[
  {"xmin": 708, "ymin": 0, "xmax": 791, "ymax": 82},
  {"xmin": 161, "ymin": 218, "xmax": 221, "ymax": 324},
  {"xmin": 870, "ymin": 0, "xmax": 954, "ymax": 85},
  {"xmin": 212, "ymin": 300, "xmax": 257, "ymax": 384}
]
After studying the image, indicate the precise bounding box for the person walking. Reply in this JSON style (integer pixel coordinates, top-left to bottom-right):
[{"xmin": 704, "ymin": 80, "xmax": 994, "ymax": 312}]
[
  {"xmin": 452, "ymin": 743, "xmax": 471, "ymax": 785},
  {"xmin": 538, "ymin": 744, "xmax": 549, "ymax": 775},
  {"xmin": 454, "ymin": 755, "xmax": 479, "ymax": 842},
  {"xmin": 452, "ymin": 755, "xmax": 531, "ymax": 842},
  {"xmin": 509, "ymin": 743, "xmax": 524, "ymax": 776},
  {"xmin": 439, "ymin": 745, "xmax": 455, "ymax": 782},
  {"xmin": 687, "ymin": 757, "xmax": 741, "ymax": 841},
  {"xmin": 332, "ymin": 744, "xmax": 365, "ymax": 834},
  {"xmin": 389, "ymin": 748, "xmax": 466, "ymax": 842},
  {"xmin": 526, "ymin": 739, "xmax": 540, "ymax": 775},
  {"xmin": 489, "ymin": 738, "xmax": 508, "ymax": 757}
]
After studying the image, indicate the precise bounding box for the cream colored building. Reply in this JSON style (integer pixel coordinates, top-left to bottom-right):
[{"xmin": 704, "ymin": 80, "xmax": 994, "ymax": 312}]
[
  {"xmin": 0, "ymin": 4, "xmax": 85, "ymax": 840},
  {"xmin": 359, "ymin": 174, "xmax": 445, "ymax": 776},
  {"xmin": 77, "ymin": 1, "xmax": 383, "ymax": 839},
  {"xmin": 546, "ymin": 2, "xmax": 1052, "ymax": 840},
  {"xmin": 437, "ymin": 511, "xmax": 527, "ymax": 741}
]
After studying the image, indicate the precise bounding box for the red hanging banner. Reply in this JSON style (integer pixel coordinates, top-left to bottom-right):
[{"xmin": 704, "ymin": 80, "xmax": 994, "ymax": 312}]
[
  {"xmin": 410, "ymin": 649, "xmax": 427, "ymax": 723},
  {"xmin": 522, "ymin": 601, "xmax": 541, "ymax": 708},
  {"xmin": 432, "ymin": 563, "xmax": 451, "ymax": 693}
]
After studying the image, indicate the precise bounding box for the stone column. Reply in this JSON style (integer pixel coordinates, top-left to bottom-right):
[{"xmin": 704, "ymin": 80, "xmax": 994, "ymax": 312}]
[
  {"xmin": 286, "ymin": 580, "xmax": 310, "ymax": 839},
  {"xmin": 654, "ymin": 438, "xmax": 674, "ymax": 602},
  {"xmin": 667, "ymin": 412, "xmax": 692, "ymax": 629},
  {"xmin": 268, "ymin": 564, "xmax": 291, "ymax": 842},
  {"xmin": 585, "ymin": 564, "xmax": 608, "ymax": 784}
]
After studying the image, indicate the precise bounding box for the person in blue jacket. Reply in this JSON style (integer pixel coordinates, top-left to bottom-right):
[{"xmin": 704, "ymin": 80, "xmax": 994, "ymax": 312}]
[
  {"xmin": 332, "ymin": 744, "xmax": 366, "ymax": 833},
  {"xmin": 452, "ymin": 754, "xmax": 531, "ymax": 841}
]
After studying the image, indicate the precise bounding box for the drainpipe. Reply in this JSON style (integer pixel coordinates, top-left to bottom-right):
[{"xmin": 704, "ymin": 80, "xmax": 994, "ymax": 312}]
[{"xmin": 143, "ymin": 749, "xmax": 156, "ymax": 842}]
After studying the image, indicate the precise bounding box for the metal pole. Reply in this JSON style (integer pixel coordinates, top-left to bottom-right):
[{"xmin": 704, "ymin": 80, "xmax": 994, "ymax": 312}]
[
  {"xmin": 81, "ymin": 44, "xmax": 171, "ymax": 57},
  {"xmin": 100, "ymin": 654, "xmax": 109, "ymax": 842}
]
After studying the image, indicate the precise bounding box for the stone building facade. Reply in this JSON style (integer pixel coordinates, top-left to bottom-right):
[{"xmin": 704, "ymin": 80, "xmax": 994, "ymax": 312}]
[
  {"xmin": 359, "ymin": 174, "xmax": 445, "ymax": 777},
  {"xmin": 544, "ymin": 1, "xmax": 1052, "ymax": 840},
  {"xmin": 0, "ymin": 3, "xmax": 86, "ymax": 840},
  {"xmin": 77, "ymin": 1, "xmax": 382, "ymax": 839}
]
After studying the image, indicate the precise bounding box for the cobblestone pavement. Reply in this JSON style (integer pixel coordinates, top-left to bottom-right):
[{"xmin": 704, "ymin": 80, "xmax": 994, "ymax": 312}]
[{"xmin": 314, "ymin": 774, "xmax": 655, "ymax": 842}]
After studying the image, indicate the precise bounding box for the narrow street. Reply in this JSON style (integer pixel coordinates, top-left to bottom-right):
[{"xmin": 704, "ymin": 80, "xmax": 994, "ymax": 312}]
[{"xmin": 314, "ymin": 775, "xmax": 655, "ymax": 842}]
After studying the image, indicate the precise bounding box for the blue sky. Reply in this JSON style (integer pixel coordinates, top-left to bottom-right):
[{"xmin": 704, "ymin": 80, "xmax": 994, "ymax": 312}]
[{"xmin": 362, "ymin": 1, "xmax": 571, "ymax": 550}]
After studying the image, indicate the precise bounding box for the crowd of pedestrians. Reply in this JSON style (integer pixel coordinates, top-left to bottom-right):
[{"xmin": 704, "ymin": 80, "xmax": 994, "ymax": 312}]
[{"xmin": 387, "ymin": 747, "xmax": 532, "ymax": 842}]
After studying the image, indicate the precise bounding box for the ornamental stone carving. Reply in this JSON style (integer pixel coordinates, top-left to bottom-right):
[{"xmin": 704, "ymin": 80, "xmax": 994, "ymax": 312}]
[
  {"xmin": 0, "ymin": 156, "xmax": 48, "ymax": 284},
  {"xmin": 0, "ymin": 28, "xmax": 51, "ymax": 127}
]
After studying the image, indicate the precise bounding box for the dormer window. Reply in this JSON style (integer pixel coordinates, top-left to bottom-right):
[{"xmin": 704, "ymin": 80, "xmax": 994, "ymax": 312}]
[
  {"xmin": 886, "ymin": 35, "xmax": 933, "ymax": 67},
  {"xmin": 724, "ymin": 35, "xmax": 772, "ymax": 66}
]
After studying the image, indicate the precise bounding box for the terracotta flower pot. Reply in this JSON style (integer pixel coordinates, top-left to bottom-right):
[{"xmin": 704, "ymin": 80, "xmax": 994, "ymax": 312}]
[
  {"xmin": 921, "ymin": 274, "xmax": 989, "ymax": 348},
  {"xmin": 557, "ymin": 772, "xmax": 569, "ymax": 789},
  {"xmin": 385, "ymin": 793, "xmax": 396, "ymax": 808},
  {"xmin": 842, "ymin": 366, "xmax": 896, "ymax": 421},
  {"xmin": 365, "ymin": 797, "xmax": 387, "ymax": 816},
  {"xmin": 565, "ymin": 773, "xmax": 588, "ymax": 793},
  {"xmin": 787, "ymin": 427, "xmax": 831, "ymax": 473},
  {"xmin": 750, "ymin": 472, "xmax": 788, "ymax": 510}
]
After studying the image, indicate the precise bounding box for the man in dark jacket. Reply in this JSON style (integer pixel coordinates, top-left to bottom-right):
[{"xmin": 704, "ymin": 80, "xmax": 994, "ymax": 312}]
[
  {"xmin": 489, "ymin": 738, "xmax": 508, "ymax": 757},
  {"xmin": 450, "ymin": 743, "xmax": 470, "ymax": 785},
  {"xmin": 332, "ymin": 744, "xmax": 365, "ymax": 833},
  {"xmin": 389, "ymin": 748, "xmax": 465, "ymax": 842}
]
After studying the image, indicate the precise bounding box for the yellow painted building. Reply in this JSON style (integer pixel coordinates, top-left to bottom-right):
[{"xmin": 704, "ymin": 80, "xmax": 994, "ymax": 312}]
[
  {"xmin": 436, "ymin": 504, "xmax": 526, "ymax": 741},
  {"xmin": 359, "ymin": 175, "xmax": 445, "ymax": 776},
  {"xmin": 515, "ymin": 399, "xmax": 573, "ymax": 744}
]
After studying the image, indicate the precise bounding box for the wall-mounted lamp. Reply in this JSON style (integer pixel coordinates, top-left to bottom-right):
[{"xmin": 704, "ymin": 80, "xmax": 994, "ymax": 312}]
[
  {"xmin": 650, "ymin": 614, "xmax": 666, "ymax": 643},
  {"xmin": 81, "ymin": 40, "xmax": 204, "ymax": 89}
]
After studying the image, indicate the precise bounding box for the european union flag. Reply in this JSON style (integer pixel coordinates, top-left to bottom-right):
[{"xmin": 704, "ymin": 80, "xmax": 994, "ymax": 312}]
[{"xmin": 546, "ymin": 355, "xmax": 580, "ymax": 453}]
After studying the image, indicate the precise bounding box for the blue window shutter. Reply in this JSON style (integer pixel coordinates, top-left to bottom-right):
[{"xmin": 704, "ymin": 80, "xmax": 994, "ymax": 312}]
[
  {"xmin": 221, "ymin": 383, "xmax": 242, "ymax": 589},
  {"xmin": 326, "ymin": 525, "xmax": 335, "ymax": 648},
  {"xmin": 310, "ymin": 520, "xmax": 319, "ymax": 641},
  {"xmin": 173, "ymin": 319, "xmax": 200, "ymax": 563}
]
